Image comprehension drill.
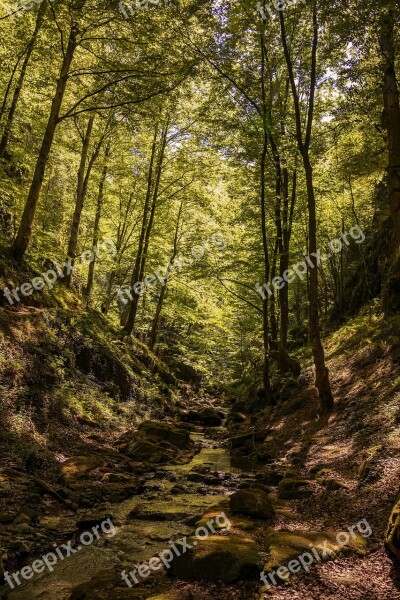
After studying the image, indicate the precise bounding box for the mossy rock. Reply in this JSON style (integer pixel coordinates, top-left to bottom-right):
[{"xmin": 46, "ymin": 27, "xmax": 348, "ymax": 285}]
[
  {"xmin": 386, "ymin": 497, "xmax": 400, "ymax": 557},
  {"xmin": 278, "ymin": 478, "xmax": 313, "ymax": 500},
  {"xmin": 138, "ymin": 421, "xmax": 191, "ymax": 450},
  {"xmin": 170, "ymin": 533, "xmax": 260, "ymax": 583},
  {"xmin": 229, "ymin": 489, "xmax": 275, "ymax": 519},
  {"xmin": 264, "ymin": 530, "xmax": 368, "ymax": 581},
  {"xmin": 317, "ymin": 478, "xmax": 348, "ymax": 491},
  {"xmin": 60, "ymin": 455, "xmax": 104, "ymax": 481}
]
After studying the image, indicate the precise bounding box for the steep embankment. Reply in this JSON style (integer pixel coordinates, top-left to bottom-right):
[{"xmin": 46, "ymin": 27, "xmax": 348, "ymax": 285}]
[
  {"xmin": 226, "ymin": 301, "xmax": 400, "ymax": 599},
  {"xmin": 1, "ymin": 290, "xmax": 400, "ymax": 600}
]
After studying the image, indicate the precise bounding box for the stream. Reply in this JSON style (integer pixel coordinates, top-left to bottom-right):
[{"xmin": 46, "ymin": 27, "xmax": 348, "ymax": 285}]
[{"xmin": 3, "ymin": 418, "xmax": 260, "ymax": 599}]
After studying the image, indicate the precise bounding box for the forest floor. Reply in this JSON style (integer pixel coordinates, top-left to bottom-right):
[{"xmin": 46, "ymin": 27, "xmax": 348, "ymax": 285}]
[{"xmin": 0, "ymin": 302, "xmax": 400, "ymax": 599}]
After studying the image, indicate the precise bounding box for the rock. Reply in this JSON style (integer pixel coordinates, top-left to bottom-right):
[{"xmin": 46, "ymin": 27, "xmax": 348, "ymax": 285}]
[
  {"xmin": 278, "ymin": 478, "xmax": 313, "ymax": 499},
  {"xmin": 60, "ymin": 455, "xmax": 104, "ymax": 481},
  {"xmin": 256, "ymin": 470, "xmax": 284, "ymax": 486},
  {"xmin": 170, "ymin": 485, "xmax": 187, "ymax": 494},
  {"xmin": 76, "ymin": 514, "xmax": 114, "ymax": 530},
  {"xmin": 229, "ymin": 489, "xmax": 275, "ymax": 519},
  {"xmin": 317, "ymin": 478, "xmax": 348, "ymax": 491},
  {"xmin": 147, "ymin": 593, "xmax": 192, "ymax": 600},
  {"xmin": 255, "ymin": 445, "xmax": 273, "ymax": 462},
  {"xmin": 0, "ymin": 513, "xmax": 14, "ymax": 524},
  {"xmin": 116, "ymin": 421, "xmax": 193, "ymax": 465},
  {"xmin": 229, "ymin": 430, "xmax": 266, "ymax": 450},
  {"xmin": 230, "ymin": 412, "xmax": 247, "ymax": 423},
  {"xmin": 138, "ymin": 421, "xmax": 191, "ymax": 449},
  {"xmin": 13, "ymin": 514, "xmax": 32, "ymax": 525},
  {"xmin": 198, "ymin": 408, "xmax": 223, "ymax": 427},
  {"xmin": 386, "ymin": 496, "xmax": 400, "ymax": 557},
  {"xmin": 238, "ymin": 482, "xmax": 270, "ymax": 494},
  {"xmin": 264, "ymin": 530, "xmax": 367, "ymax": 580},
  {"xmin": 13, "ymin": 523, "xmax": 33, "ymax": 533},
  {"xmin": 9, "ymin": 540, "xmax": 30, "ymax": 553},
  {"xmin": 170, "ymin": 533, "xmax": 259, "ymax": 583}
]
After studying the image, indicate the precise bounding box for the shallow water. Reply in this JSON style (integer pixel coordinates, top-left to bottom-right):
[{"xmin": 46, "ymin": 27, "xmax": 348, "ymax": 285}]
[{"xmin": 5, "ymin": 424, "xmax": 253, "ymax": 599}]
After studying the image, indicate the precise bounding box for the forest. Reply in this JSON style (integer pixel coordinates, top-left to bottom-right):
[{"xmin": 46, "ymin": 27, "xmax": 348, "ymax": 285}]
[{"xmin": 1, "ymin": 0, "xmax": 400, "ymax": 598}]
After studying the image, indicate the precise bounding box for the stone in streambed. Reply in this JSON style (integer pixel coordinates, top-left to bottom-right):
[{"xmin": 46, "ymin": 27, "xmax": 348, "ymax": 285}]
[
  {"xmin": 60, "ymin": 455, "xmax": 104, "ymax": 481},
  {"xmin": 263, "ymin": 530, "xmax": 367, "ymax": 581},
  {"xmin": 169, "ymin": 533, "xmax": 259, "ymax": 583},
  {"xmin": 278, "ymin": 478, "xmax": 313, "ymax": 499},
  {"xmin": 229, "ymin": 489, "xmax": 275, "ymax": 519}
]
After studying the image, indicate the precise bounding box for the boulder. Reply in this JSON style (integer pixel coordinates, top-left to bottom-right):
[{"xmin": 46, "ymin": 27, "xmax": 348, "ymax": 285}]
[
  {"xmin": 229, "ymin": 430, "xmax": 266, "ymax": 450},
  {"xmin": 115, "ymin": 421, "xmax": 193, "ymax": 465},
  {"xmin": 60, "ymin": 455, "xmax": 104, "ymax": 481},
  {"xmin": 256, "ymin": 469, "xmax": 284, "ymax": 486},
  {"xmin": 386, "ymin": 497, "xmax": 400, "ymax": 557},
  {"xmin": 138, "ymin": 421, "xmax": 191, "ymax": 449},
  {"xmin": 183, "ymin": 407, "xmax": 223, "ymax": 426},
  {"xmin": 229, "ymin": 489, "xmax": 275, "ymax": 519},
  {"xmin": 263, "ymin": 530, "xmax": 367, "ymax": 581},
  {"xmin": 170, "ymin": 533, "xmax": 259, "ymax": 583},
  {"xmin": 278, "ymin": 478, "xmax": 313, "ymax": 499}
]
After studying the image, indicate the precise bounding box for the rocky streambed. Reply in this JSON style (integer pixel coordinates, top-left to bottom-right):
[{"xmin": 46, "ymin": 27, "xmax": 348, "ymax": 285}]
[
  {"xmin": 0, "ymin": 403, "xmax": 274, "ymax": 600},
  {"xmin": 0, "ymin": 400, "xmax": 378, "ymax": 600}
]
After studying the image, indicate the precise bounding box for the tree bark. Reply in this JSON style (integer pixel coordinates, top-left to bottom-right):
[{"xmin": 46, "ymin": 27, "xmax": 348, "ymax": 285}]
[
  {"xmin": 279, "ymin": 1, "xmax": 333, "ymax": 414},
  {"xmin": 65, "ymin": 115, "xmax": 96, "ymax": 287},
  {"xmin": 85, "ymin": 143, "xmax": 110, "ymax": 302},
  {"xmin": 11, "ymin": 23, "xmax": 79, "ymax": 260},
  {"xmin": 260, "ymin": 33, "xmax": 272, "ymax": 403},
  {"xmin": 149, "ymin": 198, "xmax": 183, "ymax": 350},
  {"xmin": 0, "ymin": 2, "xmax": 46, "ymax": 160},
  {"xmin": 122, "ymin": 124, "xmax": 159, "ymax": 333},
  {"xmin": 379, "ymin": 8, "xmax": 400, "ymax": 245}
]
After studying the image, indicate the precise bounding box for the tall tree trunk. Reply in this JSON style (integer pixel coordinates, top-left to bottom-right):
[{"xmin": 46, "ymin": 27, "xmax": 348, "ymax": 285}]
[
  {"xmin": 260, "ymin": 34, "xmax": 272, "ymax": 404},
  {"xmin": 279, "ymin": 1, "xmax": 333, "ymax": 414},
  {"xmin": 122, "ymin": 124, "xmax": 159, "ymax": 333},
  {"xmin": 124, "ymin": 120, "xmax": 168, "ymax": 335},
  {"xmin": 0, "ymin": 52, "xmax": 24, "ymax": 125},
  {"xmin": 302, "ymin": 151, "xmax": 333, "ymax": 413},
  {"xmin": 278, "ymin": 168, "xmax": 296, "ymax": 372},
  {"xmin": 0, "ymin": 2, "xmax": 46, "ymax": 160},
  {"xmin": 11, "ymin": 23, "xmax": 79, "ymax": 260},
  {"xmin": 379, "ymin": 9, "xmax": 400, "ymax": 315},
  {"xmin": 149, "ymin": 198, "xmax": 183, "ymax": 350},
  {"xmin": 65, "ymin": 115, "xmax": 95, "ymax": 287},
  {"xmin": 270, "ymin": 239, "xmax": 279, "ymax": 346},
  {"xmin": 379, "ymin": 8, "xmax": 400, "ymax": 244},
  {"xmin": 85, "ymin": 143, "xmax": 110, "ymax": 303}
]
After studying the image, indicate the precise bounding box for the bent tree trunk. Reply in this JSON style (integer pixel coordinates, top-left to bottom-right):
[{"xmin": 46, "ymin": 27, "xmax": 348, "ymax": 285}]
[
  {"xmin": 12, "ymin": 24, "xmax": 79, "ymax": 261},
  {"xmin": 0, "ymin": 2, "xmax": 46, "ymax": 160}
]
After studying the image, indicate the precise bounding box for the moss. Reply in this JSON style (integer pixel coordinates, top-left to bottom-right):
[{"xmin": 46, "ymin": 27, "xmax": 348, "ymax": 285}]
[{"xmin": 264, "ymin": 530, "xmax": 368, "ymax": 578}]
